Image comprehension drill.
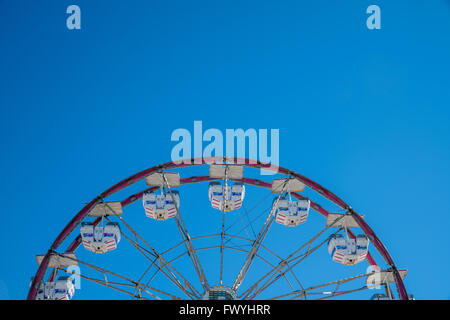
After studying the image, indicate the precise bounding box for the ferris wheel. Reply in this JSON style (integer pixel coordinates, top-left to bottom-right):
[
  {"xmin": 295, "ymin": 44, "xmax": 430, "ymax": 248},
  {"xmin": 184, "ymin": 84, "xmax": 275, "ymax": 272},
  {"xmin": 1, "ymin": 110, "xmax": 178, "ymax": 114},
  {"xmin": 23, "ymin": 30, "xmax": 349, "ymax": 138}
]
[{"xmin": 28, "ymin": 157, "xmax": 410, "ymax": 300}]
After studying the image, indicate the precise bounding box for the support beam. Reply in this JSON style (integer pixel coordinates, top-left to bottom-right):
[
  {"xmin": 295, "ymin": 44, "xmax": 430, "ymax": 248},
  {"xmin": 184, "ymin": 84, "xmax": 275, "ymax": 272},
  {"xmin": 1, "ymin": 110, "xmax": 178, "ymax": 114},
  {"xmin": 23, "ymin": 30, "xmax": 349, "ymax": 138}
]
[
  {"xmin": 232, "ymin": 179, "xmax": 289, "ymax": 292},
  {"xmin": 161, "ymin": 172, "xmax": 210, "ymax": 293}
]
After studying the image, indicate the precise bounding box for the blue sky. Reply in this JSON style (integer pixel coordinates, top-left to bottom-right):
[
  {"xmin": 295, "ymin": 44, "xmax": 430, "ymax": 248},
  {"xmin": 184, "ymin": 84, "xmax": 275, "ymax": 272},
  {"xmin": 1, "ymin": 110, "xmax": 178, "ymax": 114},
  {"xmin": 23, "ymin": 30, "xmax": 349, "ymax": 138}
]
[{"xmin": 0, "ymin": 0, "xmax": 449, "ymax": 300}]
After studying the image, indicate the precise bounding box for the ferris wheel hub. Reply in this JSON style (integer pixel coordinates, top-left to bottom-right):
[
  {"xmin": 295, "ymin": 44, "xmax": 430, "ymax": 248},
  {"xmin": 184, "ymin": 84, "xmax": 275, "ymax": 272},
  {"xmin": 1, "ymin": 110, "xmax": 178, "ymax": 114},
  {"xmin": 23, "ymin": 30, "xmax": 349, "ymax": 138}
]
[{"xmin": 203, "ymin": 285, "xmax": 237, "ymax": 300}]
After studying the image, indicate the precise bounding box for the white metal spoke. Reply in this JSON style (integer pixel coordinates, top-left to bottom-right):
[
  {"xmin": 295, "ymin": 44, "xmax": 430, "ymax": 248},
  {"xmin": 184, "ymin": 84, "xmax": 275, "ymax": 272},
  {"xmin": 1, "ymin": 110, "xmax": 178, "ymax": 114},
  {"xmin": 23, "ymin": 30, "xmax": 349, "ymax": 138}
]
[
  {"xmin": 239, "ymin": 221, "xmax": 343, "ymax": 300},
  {"xmin": 315, "ymin": 286, "xmax": 369, "ymax": 300},
  {"xmin": 54, "ymin": 253, "xmax": 180, "ymax": 300},
  {"xmin": 117, "ymin": 215, "xmax": 201, "ymax": 299},
  {"xmin": 231, "ymin": 179, "xmax": 289, "ymax": 292},
  {"xmin": 161, "ymin": 172, "xmax": 209, "ymax": 293},
  {"xmin": 270, "ymin": 271, "xmax": 372, "ymax": 300},
  {"xmin": 219, "ymin": 166, "xmax": 229, "ymax": 285}
]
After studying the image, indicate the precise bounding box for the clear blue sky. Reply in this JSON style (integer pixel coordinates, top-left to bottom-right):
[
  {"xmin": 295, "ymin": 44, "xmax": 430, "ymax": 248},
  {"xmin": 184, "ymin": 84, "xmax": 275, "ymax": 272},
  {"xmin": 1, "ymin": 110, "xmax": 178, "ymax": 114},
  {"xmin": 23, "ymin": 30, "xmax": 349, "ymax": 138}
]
[{"xmin": 0, "ymin": 1, "xmax": 449, "ymax": 300}]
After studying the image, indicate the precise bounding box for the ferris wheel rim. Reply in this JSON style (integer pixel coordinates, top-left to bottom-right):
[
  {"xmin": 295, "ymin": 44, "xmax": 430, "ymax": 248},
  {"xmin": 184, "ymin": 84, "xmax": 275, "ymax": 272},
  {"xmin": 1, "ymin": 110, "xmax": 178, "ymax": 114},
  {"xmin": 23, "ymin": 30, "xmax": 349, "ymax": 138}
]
[{"xmin": 28, "ymin": 157, "xmax": 408, "ymax": 300}]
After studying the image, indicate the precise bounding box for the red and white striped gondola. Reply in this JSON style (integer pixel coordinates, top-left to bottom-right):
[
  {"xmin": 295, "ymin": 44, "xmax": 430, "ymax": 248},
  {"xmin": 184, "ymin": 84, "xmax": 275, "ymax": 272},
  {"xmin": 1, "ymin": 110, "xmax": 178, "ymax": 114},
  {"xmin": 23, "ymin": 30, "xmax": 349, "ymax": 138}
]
[
  {"xmin": 271, "ymin": 178, "xmax": 310, "ymax": 227},
  {"xmin": 208, "ymin": 182, "xmax": 245, "ymax": 212},
  {"xmin": 274, "ymin": 199, "xmax": 310, "ymax": 227},
  {"xmin": 325, "ymin": 213, "xmax": 370, "ymax": 265},
  {"xmin": 36, "ymin": 276, "xmax": 75, "ymax": 300},
  {"xmin": 328, "ymin": 234, "xmax": 369, "ymax": 265},
  {"xmin": 143, "ymin": 190, "xmax": 179, "ymax": 220},
  {"xmin": 80, "ymin": 222, "xmax": 121, "ymax": 254}
]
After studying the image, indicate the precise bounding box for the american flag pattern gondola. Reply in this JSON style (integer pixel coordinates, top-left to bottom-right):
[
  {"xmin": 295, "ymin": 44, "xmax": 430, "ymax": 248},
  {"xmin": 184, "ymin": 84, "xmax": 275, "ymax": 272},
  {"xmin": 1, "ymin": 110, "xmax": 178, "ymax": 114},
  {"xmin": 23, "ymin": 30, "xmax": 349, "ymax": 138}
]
[
  {"xmin": 274, "ymin": 199, "xmax": 310, "ymax": 227},
  {"xmin": 143, "ymin": 191, "xmax": 179, "ymax": 220},
  {"xmin": 328, "ymin": 234, "xmax": 369, "ymax": 265},
  {"xmin": 80, "ymin": 222, "xmax": 121, "ymax": 254},
  {"xmin": 208, "ymin": 182, "xmax": 245, "ymax": 212}
]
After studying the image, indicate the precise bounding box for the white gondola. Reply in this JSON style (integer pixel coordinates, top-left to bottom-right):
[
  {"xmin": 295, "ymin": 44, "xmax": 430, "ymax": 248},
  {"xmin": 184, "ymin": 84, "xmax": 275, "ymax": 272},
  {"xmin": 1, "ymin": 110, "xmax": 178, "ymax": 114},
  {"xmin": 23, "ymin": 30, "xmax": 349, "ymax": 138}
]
[
  {"xmin": 208, "ymin": 182, "xmax": 245, "ymax": 212},
  {"xmin": 36, "ymin": 276, "xmax": 75, "ymax": 300},
  {"xmin": 328, "ymin": 234, "xmax": 369, "ymax": 265},
  {"xmin": 275, "ymin": 199, "xmax": 310, "ymax": 227},
  {"xmin": 143, "ymin": 190, "xmax": 179, "ymax": 220},
  {"xmin": 80, "ymin": 222, "xmax": 121, "ymax": 253}
]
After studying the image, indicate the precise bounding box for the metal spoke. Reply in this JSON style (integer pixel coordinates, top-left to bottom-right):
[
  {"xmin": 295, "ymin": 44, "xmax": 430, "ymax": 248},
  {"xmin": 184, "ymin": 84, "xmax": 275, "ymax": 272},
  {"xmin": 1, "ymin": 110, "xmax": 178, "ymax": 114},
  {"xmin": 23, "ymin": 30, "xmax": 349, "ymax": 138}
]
[
  {"xmin": 132, "ymin": 257, "xmax": 159, "ymax": 299},
  {"xmin": 136, "ymin": 234, "xmax": 219, "ymax": 296},
  {"xmin": 161, "ymin": 172, "xmax": 209, "ymax": 293},
  {"xmin": 269, "ymin": 271, "xmax": 373, "ymax": 300},
  {"xmin": 239, "ymin": 218, "xmax": 344, "ymax": 300},
  {"xmin": 245, "ymin": 228, "xmax": 342, "ymax": 300},
  {"xmin": 54, "ymin": 252, "xmax": 180, "ymax": 300},
  {"xmin": 126, "ymin": 234, "xmax": 294, "ymax": 295},
  {"xmin": 315, "ymin": 286, "xmax": 369, "ymax": 300},
  {"xmin": 60, "ymin": 268, "xmax": 154, "ymax": 300},
  {"xmin": 225, "ymin": 187, "xmax": 273, "ymax": 237},
  {"xmin": 231, "ymin": 179, "xmax": 289, "ymax": 292},
  {"xmin": 219, "ymin": 166, "xmax": 229, "ymax": 285},
  {"xmin": 241, "ymin": 205, "xmax": 257, "ymax": 239},
  {"xmin": 116, "ymin": 215, "xmax": 201, "ymax": 299}
]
